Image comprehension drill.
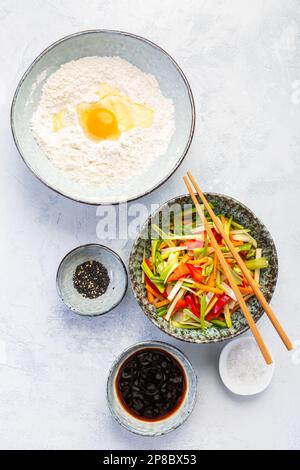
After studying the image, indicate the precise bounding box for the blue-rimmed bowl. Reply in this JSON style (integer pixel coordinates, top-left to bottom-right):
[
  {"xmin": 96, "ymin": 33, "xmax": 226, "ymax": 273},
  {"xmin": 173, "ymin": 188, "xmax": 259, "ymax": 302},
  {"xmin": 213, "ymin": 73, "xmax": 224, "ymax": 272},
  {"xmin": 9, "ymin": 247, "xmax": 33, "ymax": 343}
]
[
  {"xmin": 56, "ymin": 244, "xmax": 128, "ymax": 316},
  {"xmin": 107, "ymin": 341, "xmax": 197, "ymax": 436},
  {"xmin": 11, "ymin": 30, "xmax": 195, "ymax": 205}
]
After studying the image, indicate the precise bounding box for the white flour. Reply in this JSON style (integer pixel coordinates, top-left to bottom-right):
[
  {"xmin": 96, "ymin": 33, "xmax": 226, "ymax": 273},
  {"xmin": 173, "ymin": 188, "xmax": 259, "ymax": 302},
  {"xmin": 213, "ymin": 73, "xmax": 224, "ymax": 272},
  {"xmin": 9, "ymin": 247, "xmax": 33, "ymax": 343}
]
[{"xmin": 31, "ymin": 57, "xmax": 175, "ymax": 187}]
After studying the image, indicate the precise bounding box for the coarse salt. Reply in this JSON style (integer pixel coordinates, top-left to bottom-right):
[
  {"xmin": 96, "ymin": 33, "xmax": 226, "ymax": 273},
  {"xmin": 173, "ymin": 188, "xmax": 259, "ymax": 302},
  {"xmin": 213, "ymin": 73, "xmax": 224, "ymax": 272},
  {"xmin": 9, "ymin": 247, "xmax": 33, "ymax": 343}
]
[
  {"xmin": 219, "ymin": 337, "xmax": 275, "ymax": 395},
  {"xmin": 226, "ymin": 341, "xmax": 270, "ymax": 386}
]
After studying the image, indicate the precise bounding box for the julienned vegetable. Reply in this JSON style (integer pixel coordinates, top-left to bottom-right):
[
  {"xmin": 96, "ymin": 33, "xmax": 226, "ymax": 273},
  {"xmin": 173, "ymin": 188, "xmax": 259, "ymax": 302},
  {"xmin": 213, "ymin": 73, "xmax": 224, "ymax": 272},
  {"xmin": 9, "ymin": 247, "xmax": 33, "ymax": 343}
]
[{"xmin": 142, "ymin": 208, "xmax": 269, "ymax": 330}]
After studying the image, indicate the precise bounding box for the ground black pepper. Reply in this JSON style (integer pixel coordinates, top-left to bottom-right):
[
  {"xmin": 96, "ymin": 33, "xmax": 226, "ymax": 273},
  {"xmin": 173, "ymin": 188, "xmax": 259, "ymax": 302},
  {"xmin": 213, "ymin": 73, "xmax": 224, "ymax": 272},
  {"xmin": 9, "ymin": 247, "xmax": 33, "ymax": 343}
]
[{"xmin": 73, "ymin": 260, "xmax": 110, "ymax": 299}]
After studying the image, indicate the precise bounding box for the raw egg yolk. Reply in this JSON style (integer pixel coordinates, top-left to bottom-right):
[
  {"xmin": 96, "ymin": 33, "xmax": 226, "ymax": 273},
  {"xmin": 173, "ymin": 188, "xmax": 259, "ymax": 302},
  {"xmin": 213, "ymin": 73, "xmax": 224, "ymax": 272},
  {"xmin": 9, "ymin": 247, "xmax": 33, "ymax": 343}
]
[
  {"xmin": 52, "ymin": 84, "xmax": 154, "ymax": 141},
  {"xmin": 78, "ymin": 104, "xmax": 120, "ymax": 141}
]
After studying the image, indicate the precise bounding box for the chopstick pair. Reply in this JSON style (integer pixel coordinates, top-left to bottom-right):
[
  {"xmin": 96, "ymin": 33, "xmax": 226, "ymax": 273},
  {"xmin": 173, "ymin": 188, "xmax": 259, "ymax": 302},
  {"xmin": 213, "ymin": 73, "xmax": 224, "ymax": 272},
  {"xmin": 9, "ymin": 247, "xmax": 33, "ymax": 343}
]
[{"xmin": 183, "ymin": 171, "xmax": 293, "ymax": 365}]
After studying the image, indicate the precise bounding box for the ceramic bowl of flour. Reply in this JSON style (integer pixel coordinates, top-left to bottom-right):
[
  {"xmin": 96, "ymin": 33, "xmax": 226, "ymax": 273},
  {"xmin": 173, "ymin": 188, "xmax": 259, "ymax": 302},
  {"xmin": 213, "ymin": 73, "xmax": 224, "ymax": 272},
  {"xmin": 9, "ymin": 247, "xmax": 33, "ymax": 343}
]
[{"xmin": 11, "ymin": 30, "xmax": 195, "ymax": 205}]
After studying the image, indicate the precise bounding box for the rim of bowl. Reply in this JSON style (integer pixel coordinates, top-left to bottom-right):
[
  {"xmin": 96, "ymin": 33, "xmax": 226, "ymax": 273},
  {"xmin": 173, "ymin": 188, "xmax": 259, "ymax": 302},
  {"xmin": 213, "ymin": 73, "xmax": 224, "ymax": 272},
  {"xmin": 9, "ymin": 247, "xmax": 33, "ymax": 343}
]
[
  {"xmin": 56, "ymin": 243, "xmax": 128, "ymax": 316},
  {"xmin": 10, "ymin": 29, "xmax": 196, "ymax": 206},
  {"xmin": 129, "ymin": 192, "xmax": 279, "ymax": 344},
  {"xmin": 106, "ymin": 340, "xmax": 197, "ymax": 436}
]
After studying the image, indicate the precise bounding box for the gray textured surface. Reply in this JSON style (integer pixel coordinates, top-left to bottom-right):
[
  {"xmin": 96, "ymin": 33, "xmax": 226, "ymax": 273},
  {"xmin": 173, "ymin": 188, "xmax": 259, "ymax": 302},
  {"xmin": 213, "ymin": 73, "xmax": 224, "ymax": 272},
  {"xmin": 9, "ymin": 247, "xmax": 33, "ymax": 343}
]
[{"xmin": 1, "ymin": 0, "xmax": 300, "ymax": 450}]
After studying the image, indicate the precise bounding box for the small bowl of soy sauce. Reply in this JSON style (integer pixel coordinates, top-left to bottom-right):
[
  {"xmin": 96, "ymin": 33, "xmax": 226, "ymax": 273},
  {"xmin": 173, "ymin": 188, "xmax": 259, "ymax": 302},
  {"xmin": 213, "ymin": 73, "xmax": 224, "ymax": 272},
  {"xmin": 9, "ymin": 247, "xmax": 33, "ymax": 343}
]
[
  {"xmin": 107, "ymin": 341, "xmax": 197, "ymax": 436},
  {"xmin": 56, "ymin": 244, "xmax": 128, "ymax": 316}
]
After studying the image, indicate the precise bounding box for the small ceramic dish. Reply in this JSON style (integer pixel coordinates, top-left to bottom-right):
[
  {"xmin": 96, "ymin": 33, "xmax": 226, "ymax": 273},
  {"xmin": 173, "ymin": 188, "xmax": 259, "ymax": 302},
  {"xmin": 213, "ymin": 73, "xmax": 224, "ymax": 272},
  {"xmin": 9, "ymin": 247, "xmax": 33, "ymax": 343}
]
[
  {"xmin": 219, "ymin": 336, "xmax": 275, "ymax": 395},
  {"xmin": 107, "ymin": 341, "xmax": 197, "ymax": 436},
  {"xmin": 129, "ymin": 193, "xmax": 278, "ymax": 344},
  {"xmin": 56, "ymin": 244, "xmax": 128, "ymax": 316},
  {"xmin": 11, "ymin": 30, "xmax": 195, "ymax": 205}
]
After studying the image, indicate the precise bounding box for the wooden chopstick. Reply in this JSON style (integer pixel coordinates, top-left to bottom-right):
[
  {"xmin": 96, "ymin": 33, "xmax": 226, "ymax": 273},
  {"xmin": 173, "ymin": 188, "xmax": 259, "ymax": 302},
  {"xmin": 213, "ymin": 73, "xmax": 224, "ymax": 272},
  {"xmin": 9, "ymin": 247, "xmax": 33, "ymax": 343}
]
[
  {"xmin": 187, "ymin": 171, "xmax": 293, "ymax": 352},
  {"xmin": 183, "ymin": 176, "xmax": 273, "ymax": 365}
]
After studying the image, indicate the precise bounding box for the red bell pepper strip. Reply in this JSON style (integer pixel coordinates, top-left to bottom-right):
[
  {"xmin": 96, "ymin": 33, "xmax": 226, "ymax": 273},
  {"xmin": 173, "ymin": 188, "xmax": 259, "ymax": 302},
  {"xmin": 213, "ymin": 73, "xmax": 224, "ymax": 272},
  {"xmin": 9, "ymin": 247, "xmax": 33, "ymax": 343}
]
[
  {"xmin": 206, "ymin": 294, "xmax": 230, "ymax": 321},
  {"xmin": 185, "ymin": 294, "xmax": 200, "ymax": 318},
  {"xmin": 145, "ymin": 258, "xmax": 153, "ymax": 270},
  {"xmin": 239, "ymin": 251, "xmax": 248, "ymax": 257},
  {"xmin": 210, "ymin": 228, "xmax": 223, "ymax": 245},
  {"xmin": 192, "ymin": 293, "xmax": 200, "ymax": 310},
  {"xmin": 187, "ymin": 264, "xmax": 206, "ymax": 283},
  {"xmin": 174, "ymin": 298, "xmax": 187, "ymax": 311}
]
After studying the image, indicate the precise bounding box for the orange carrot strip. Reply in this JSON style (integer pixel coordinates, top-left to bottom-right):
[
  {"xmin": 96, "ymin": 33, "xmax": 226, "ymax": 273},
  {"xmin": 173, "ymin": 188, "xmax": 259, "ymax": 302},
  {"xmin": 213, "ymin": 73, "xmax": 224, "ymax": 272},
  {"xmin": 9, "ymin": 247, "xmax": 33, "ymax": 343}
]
[
  {"xmin": 240, "ymin": 275, "xmax": 250, "ymax": 285},
  {"xmin": 186, "ymin": 260, "xmax": 203, "ymax": 265},
  {"xmin": 239, "ymin": 286, "xmax": 253, "ymax": 294},
  {"xmin": 180, "ymin": 254, "xmax": 191, "ymax": 264},
  {"xmin": 194, "ymin": 283, "xmax": 223, "ymax": 294},
  {"xmin": 155, "ymin": 299, "xmax": 170, "ymax": 308},
  {"xmin": 168, "ymin": 263, "xmax": 191, "ymax": 282},
  {"xmin": 208, "ymin": 255, "xmax": 218, "ymax": 286},
  {"xmin": 231, "ymin": 240, "xmax": 245, "ymax": 246},
  {"xmin": 147, "ymin": 290, "xmax": 154, "ymax": 303},
  {"xmin": 145, "ymin": 284, "xmax": 165, "ymax": 301},
  {"xmin": 187, "ymin": 256, "xmax": 212, "ymax": 267}
]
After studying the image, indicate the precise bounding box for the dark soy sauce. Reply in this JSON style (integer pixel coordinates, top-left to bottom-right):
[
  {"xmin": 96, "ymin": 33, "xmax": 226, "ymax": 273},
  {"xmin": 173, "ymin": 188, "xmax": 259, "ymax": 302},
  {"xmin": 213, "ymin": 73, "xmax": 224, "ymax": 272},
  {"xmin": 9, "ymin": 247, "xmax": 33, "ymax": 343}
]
[{"xmin": 115, "ymin": 348, "xmax": 187, "ymax": 421}]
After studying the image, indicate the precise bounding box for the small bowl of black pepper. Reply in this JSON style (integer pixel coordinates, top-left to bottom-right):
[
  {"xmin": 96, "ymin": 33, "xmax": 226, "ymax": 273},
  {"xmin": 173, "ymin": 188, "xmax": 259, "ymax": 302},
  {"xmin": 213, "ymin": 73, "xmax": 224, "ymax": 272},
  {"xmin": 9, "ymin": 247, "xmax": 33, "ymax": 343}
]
[{"xmin": 56, "ymin": 244, "xmax": 128, "ymax": 316}]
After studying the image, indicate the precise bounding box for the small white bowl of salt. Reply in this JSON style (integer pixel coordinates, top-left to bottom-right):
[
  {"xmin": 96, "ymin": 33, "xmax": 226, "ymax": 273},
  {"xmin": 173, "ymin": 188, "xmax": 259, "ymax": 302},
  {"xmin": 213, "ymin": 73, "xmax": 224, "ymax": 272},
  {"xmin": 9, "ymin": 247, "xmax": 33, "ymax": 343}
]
[{"xmin": 219, "ymin": 337, "xmax": 275, "ymax": 396}]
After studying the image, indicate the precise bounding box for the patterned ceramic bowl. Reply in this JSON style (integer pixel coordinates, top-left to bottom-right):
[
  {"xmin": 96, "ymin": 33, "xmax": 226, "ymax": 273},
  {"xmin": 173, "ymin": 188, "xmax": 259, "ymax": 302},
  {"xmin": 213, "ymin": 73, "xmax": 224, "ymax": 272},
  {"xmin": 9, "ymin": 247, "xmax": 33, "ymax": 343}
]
[
  {"xmin": 129, "ymin": 193, "xmax": 278, "ymax": 344},
  {"xmin": 107, "ymin": 341, "xmax": 197, "ymax": 436},
  {"xmin": 11, "ymin": 30, "xmax": 195, "ymax": 205}
]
